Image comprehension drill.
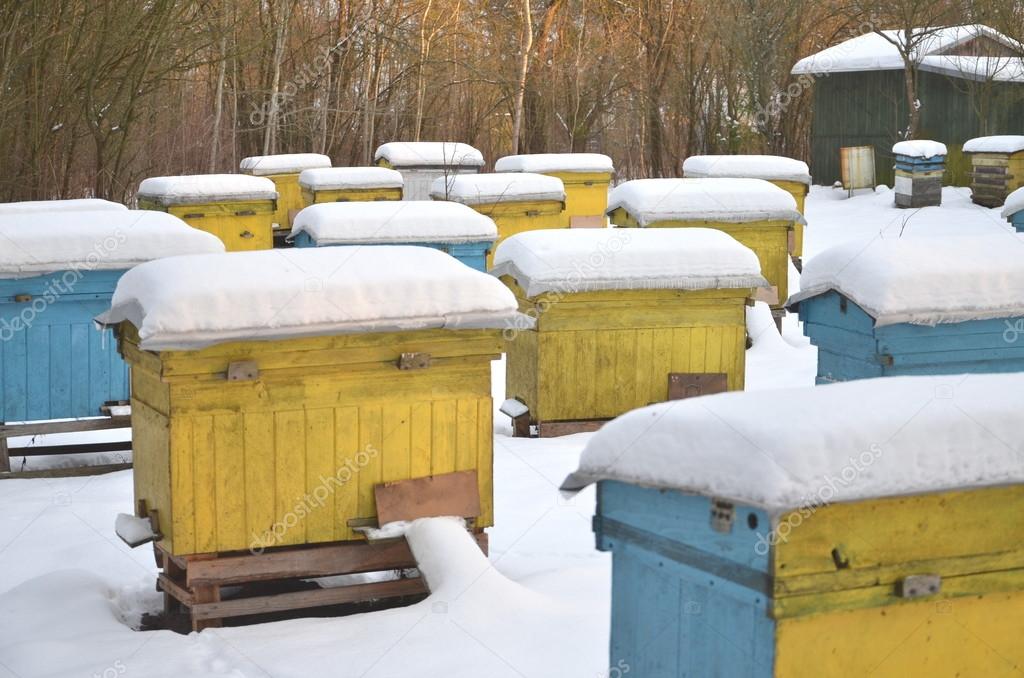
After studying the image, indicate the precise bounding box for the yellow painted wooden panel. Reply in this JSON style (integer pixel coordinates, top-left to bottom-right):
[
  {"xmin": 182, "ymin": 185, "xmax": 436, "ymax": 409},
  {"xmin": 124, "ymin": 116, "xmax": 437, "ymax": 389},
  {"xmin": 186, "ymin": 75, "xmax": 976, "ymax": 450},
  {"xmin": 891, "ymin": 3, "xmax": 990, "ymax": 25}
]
[
  {"xmin": 140, "ymin": 200, "xmax": 275, "ymax": 251},
  {"xmin": 544, "ymin": 171, "xmax": 612, "ymax": 225},
  {"xmin": 772, "ymin": 179, "xmax": 808, "ymax": 257},
  {"xmin": 466, "ymin": 198, "xmax": 565, "ymax": 268},
  {"xmin": 302, "ymin": 186, "xmax": 403, "ymax": 206},
  {"xmin": 264, "ymin": 172, "xmax": 302, "ymax": 231},
  {"xmin": 129, "ymin": 398, "xmax": 172, "ymax": 550}
]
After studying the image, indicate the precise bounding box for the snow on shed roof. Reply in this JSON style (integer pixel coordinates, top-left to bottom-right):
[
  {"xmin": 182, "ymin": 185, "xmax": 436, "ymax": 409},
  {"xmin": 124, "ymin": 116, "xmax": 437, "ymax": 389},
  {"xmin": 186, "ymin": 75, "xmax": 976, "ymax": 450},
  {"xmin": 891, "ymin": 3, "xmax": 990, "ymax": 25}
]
[
  {"xmin": 682, "ymin": 155, "xmax": 811, "ymax": 185},
  {"xmin": 138, "ymin": 175, "xmax": 278, "ymax": 206},
  {"xmin": 239, "ymin": 153, "xmax": 331, "ymax": 176},
  {"xmin": 606, "ymin": 178, "xmax": 801, "ymax": 226},
  {"xmin": 431, "ymin": 173, "xmax": 565, "ymax": 205},
  {"xmin": 561, "ymin": 372, "xmax": 1024, "ymax": 513},
  {"xmin": 920, "ymin": 55, "xmax": 1024, "ymax": 82},
  {"xmin": 788, "ymin": 235, "xmax": 1024, "ymax": 326},
  {"xmin": 963, "ymin": 135, "xmax": 1024, "ymax": 153},
  {"xmin": 494, "ymin": 153, "xmax": 614, "ymax": 174},
  {"xmin": 374, "ymin": 142, "xmax": 485, "ymax": 168},
  {"xmin": 0, "ymin": 199, "xmax": 127, "ymax": 215},
  {"xmin": 290, "ymin": 201, "xmax": 497, "ymax": 245},
  {"xmin": 298, "ymin": 167, "xmax": 404, "ymax": 191},
  {"xmin": 491, "ymin": 228, "xmax": 766, "ymax": 297}
]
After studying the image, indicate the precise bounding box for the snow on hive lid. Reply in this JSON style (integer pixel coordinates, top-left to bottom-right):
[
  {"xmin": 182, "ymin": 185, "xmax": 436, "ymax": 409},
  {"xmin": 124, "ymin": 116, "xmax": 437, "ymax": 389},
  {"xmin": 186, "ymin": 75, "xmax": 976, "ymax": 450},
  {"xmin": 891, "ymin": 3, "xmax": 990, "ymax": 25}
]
[
  {"xmin": 892, "ymin": 140, "xmax": 948, "ymax": 159},
  {"xmin": 494, "ymin": 153, "xmax": 614, "ymax": 174},
  {"xmin": 239, "ymin": 153, "xmax": 331, "ymax": 176},
  {"xmin": 491, "ymin": 228, "xmax": 767, "ymax": 297},
  {"xmin": 1003, "ymin": 187, "xmax": 1024, "ymax": 218},
  {"xmin": 138, "ymin": 174, "xmax": 278, "ymax": 206},
  {"xmin": 100, "ymin": 246, "xmax": 520, "ymax": 349},
  {"xmin": 682, "ymin": 155, "xmax": 811, "ymax": 185},
  {"xmin": 0, "ymin": 210, "xmax": 225, "ymax": 278},
  {"xmin": 561, "ymin": 372, "xmax": 1024, "ymax": 513},
  {"xmin": 0, "ymin": 199, "xmax": 126, "ymax": 215},
  {"xmin": 963, "ymin": 135, "xmax": 1024, "ymax": 154},
  {"xmin": 290, "ymin": 201, "xmax": 497, "ymax": 245},
  {"xmin": 788, "ymin": 235, "xmax": 1024, "ymax": 326},
  {"xmin": 298, "ymin": 167, "xmax": 404, "ymax": 191},
  {"xmin": 374, "ymin": 142, "xmax": 484, "ymax": 168},
  {"xmin": 607, "ymin": 178, "xmax": 801, "ymax": 226},
  {"xmin": 431, "ymin": 173, "xmax": 566, "ymax": 205}
]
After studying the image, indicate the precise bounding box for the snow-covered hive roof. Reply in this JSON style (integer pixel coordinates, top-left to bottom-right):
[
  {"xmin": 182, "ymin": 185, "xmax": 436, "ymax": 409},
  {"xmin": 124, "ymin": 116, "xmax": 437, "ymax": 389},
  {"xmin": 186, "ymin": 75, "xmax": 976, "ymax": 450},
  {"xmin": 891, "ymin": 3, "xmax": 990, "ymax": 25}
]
[
  {"xmin": 374, "ymin": 142, "xmax": 485, "ymax": 169},
  {"xmin": 492, "ymin": 228, "xmax": 767, "ymax": 296},
  {"xmin": 0, "ymin": 210, "xmax": 225, "ymax": 278},
  {"xmin": 607, "ymin": 178, "xmax": 802, "ymax": 226},
  {"xmin": 892, "ymin": 140, "xmax": 948, "ymax": 159},
  {"xmin": 0, "ymin": 199, "xmax": 127, "ymax": 215},
  {"xmin": 290, "ymin": 201, "xmax": 497, "ymax": 245},
  {"xmin": 682, "ymin": 155, "xmax": 811, "ymax": 185},
  {"xmin": 431, "ymin": 173, "xmax": 566, "ymax": 205},
  {"xmin": 100, "ymin": 246, "xmax": 519, "ymax": 349},
  {"xmin": 1002, "ymin": 187, "xmax": 1024, "ymax": 218},
  {"xmin": 963, "ymin": 135, "xmax": 1024, "ymax": 154},
  {"xmin": 239, "ymin": 153, "xmax": 331, "ymax": 176},
  {"xmin": 788, "ymin": 235, "xmax": 1024, "ymax": 326},
  {"xmin": 561, "ymin": 372, "xmax": 1024, "ymax": 513},
  {"xmin": 137, "ymin": 175, "xmax": 278, "ymax": 206},
  {"xmin": 791, "ymin": 24, "xmax": 1024, "ymax": 81},
  {"xmin": 494, "ymin": 153, "xmax": 614, "ymax": 174},
  {"xmin": 298, "ymin": 167, "xmax": 404, "ymax": 191}
]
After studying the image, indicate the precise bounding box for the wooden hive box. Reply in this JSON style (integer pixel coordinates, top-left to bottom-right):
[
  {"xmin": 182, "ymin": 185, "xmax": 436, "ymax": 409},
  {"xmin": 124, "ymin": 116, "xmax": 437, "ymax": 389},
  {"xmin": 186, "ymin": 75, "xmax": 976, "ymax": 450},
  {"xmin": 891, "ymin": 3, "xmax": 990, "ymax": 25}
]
[
  {"xmin": 493, "ymin": 228, "xmax": 765, "ymax": 436},
  {"xmin": 374, "ymin": 142, "xmax": 484, "ymax": 201},
  {"xmin": 682, "ymin": 155, "xmax": 811, "ymax": 259},
  {"xmin": 240, "ymin": 153, "xmax": 332, "ymax": 233},
  {"xmin": 290, "ymin": 201, "xmax": 497, "ymax": 272},
  {"xmin": 892, "ymin": 141, "xmax": 947, "ymax": 209},
  {"xmin": 138, "ymin": 174, "xmax": 278, "ymax": 251},
  {"xmin": 432, "ymin": 173, "xmax": 567, "ymax": 269},
  {"xmin": 562, "ymin": 373, "xmax": 1024, "ymax": 678},
  {"xmin": 101, "ymin": 246, "xmax": 519, "ymax": 557},
  {"xmin": 608, "ymin": 178, "xmax": 801, "ymax": 315},
  {"xmin": 495, "ymin": 153, "xmax": 615, "ymax": 228},
  {"xmin": 1003, "ymin": 187, "xmax": 1024, "ymax": 233},
  {"xmin": 963, "ymin": 136, "xmax": 1024, "ymax": 208},
  {"xmin": 298, "ymin": 166, "xmax": 403, "ymax": 206},
  {"xmin": 789, "ymin": 236, "xmax": 1024, "ymax": 382}
]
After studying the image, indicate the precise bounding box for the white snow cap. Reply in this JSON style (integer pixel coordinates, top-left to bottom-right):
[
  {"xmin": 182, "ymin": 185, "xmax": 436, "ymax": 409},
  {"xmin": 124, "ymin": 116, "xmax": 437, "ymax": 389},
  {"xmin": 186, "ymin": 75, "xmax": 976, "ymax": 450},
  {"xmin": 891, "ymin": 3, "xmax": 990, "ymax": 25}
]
[
  {"xmin": 0, "ymin": 199, "xmax": 126, "ymax": 215},
  {"xmin": 101, "ymin": 246, "xmax": 519, "ymax": 349},
  {"xmin": 494, "ymin": 153, "xmax": 614, "ymax": 174},
  {"xmin": 920, "ymin": 55, "xmax": 1024, "ymax": 83},
  {"xmin": 491, "ymin": 228, "xmax": 766, "ymax": 297},
  {"xmin": 1003, "ymin": 187, "xmax": 1024, "ymax": 218},
  {"xmin": 892, "ymin": 140, "xmax": 948, "ymax": 159},
  {"xmin": 963, "ymin": 135, "xmax": 1024, "ymax": 154},
  {"xmin": 431, "ymin": 173, "xmax": 566, "ymax": 205},
  {"xmin": 789, "ymin": 235, "xmax": 1024, "ymax": 326},
  {"xmin": 291, "ymin": 201, "xmax": 497, "ymax": 245},
  {"xmin": 138, "ymin": 174, "xmax": 278, "ymax": 206},
  {"xmin": 562, "ymin": 372, "xmax": 1024, "ymax": 513},
  {"xmin": 0, "ymin": 210, "xmax": 224, "ymax": 278},
  {"xmin": 374, "ymin": 142, "xmax": 485, "ymax": 168},
  {"xmin": 607, "ymin": 178, "xmax": 801, "ymax": 226},
  {"xmin": 682, "ymin": 155, "xmax": 811, "ymax": 185},
  {"xmin": 298, "ymin": 167, "xmax": 404, "ymax": 191},
  {"xmin": 239, "ymin": 153, "xmax": 331, "ymax": 176}
]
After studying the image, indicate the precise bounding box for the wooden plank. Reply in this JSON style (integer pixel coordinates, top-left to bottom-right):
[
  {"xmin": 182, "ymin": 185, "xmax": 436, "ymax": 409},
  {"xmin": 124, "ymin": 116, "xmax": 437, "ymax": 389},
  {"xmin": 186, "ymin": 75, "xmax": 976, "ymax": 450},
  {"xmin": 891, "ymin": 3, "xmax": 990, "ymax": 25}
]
[
  {"xmin": 374, "ymin": 470, "xmax": 481, "ymax": 525},
  {"xmin": 0, "ymin": 462, "xmax": 132, "ymax": 479},
  {"xmin": 0, "ymin": 416, "xmax": 130, "ymax": 438},
  {"xmin": 157, "ymin": 573, "xmax": 195, "ymax": 606},
  {"xmin": 0, "ymin": 440, "xmax": 132, "ymax": 457},
  {"xmin": 539, "ymin": 420, "xmax": 606, "ymax": 437}
]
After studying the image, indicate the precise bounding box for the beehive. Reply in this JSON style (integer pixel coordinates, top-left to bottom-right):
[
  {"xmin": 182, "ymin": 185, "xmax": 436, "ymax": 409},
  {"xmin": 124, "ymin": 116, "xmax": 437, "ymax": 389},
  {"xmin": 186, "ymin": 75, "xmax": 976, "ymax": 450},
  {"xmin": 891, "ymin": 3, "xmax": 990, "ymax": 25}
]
[
  {"xmin": 563, "ymin": 373, "xmax": 1024, "ymax": 678},
  {"xmin": 495, "ymin": 153, "xmax": 614, "ymax": 228},
  {"xmin": 682, "ymin": 155, "xmax": 811, "ymax": 258},
  {"xmin": 240, "ymin": 153, "xmax": 331, "ymax": 232},
  {"xmin": 290, "ymin": 201, "xmax": 497, "ymax": 272},
  {"xmin": 0, "ymin": 198, "xmax": 127, "ymax": 215},
  {"xmin": 432, "ymin": 173, "xmax": 566, "ymax": 269},
  {"xmin": 101, "ymin": 246, "xmax": 518, "ymax": 556},
  {"xmin": 298, "ymin": 167, "xmax": 404, "ymax": 205},
  {"xmin": 1002, "ymin": 186, "xmax": 1024, "ymax": 232},
  {"xmin": 607, "ymin": 178, "xmax": 801, "ymax": 312},
  {"xmin": 789, "ymin": 236, "xmax": 1024, "ymax": 382},
  {"xmin": 138, "ymin": 174, "xmax": 278, "ymax": 251},
  {"xmin": 963, "ymin": 135, "xmax": 1024, "ymax": 207},
  {"xmin": 375, "ymin": 142, "xmax": 484, "ymax": 201},
  {"xmin": 494, "ymin": 228, "xmax": 765, "ymax": 436},
  {"xmin": 892, "ymin": 140, "xmax": 946, "ymax": 208}
]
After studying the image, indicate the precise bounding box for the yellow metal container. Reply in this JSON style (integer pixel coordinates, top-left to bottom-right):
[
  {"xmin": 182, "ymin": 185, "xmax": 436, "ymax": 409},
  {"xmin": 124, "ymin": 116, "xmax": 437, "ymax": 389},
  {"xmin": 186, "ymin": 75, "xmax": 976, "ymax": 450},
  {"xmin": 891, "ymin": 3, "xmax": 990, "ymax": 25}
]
[
  {"xmin": 298, "ymin": 167, "xmax": 405, "ymax": 206},
  {"xmin": 240, "ymin": 154, "xmax": 332, "ymax": 231},
  {"xmin": 495, "ymin": 154, "xmax": 614, "ymax": 227}
]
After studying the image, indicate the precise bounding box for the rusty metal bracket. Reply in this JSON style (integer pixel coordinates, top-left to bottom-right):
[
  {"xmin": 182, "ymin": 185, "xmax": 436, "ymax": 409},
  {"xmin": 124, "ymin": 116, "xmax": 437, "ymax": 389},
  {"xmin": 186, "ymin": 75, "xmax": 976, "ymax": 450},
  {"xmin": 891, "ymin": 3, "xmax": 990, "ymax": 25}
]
[{"xmin": 897, "ymin": 574, "xmax": 941, "ymax": 599}]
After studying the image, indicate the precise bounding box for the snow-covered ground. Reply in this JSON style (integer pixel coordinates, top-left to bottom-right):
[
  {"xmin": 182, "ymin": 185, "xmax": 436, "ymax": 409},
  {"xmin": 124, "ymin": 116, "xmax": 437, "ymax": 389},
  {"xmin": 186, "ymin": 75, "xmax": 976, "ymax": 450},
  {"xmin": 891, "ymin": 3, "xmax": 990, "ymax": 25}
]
[{"xmin": 0, "ymin": 185, "xmax": 1015, "ymax": 677}]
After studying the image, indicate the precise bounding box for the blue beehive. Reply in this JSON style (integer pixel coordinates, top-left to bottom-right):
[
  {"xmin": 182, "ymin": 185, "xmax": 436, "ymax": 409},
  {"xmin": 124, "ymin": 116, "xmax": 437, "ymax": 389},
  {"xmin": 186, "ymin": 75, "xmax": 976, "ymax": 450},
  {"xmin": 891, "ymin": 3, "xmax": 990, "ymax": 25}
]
[
  {"xmin": 892, "ymin": 141, "xmax": 946, "ymax": 209},
  {"xmin": 1003, "ymin": 187, "xmax": 1024, "ymax": 233},
  {"xmin": 290, "ymin": 200, "xmax": 497, "ymax": 272},
  {"xmin": 789, "ymin": 236, "xmax": 1024, "ymax": 383},
  {"xmin": 0, "ymin": 208, "xmax": 224, "ymax": 422}
]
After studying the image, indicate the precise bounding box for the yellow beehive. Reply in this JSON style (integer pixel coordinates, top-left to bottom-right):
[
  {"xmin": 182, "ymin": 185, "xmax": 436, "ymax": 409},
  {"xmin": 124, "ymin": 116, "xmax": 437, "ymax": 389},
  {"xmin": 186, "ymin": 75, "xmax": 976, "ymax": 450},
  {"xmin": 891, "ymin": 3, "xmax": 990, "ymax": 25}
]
[
  {"xmin": 102, "ymin": 246, "xmax": 518, "ymax": 556},
  {"xmin": 240, "ymin": 153, "xmax": 332, "ymax": 232},
  {"xmin": 137, "ymin": 174, "xmax": 278, "ymax": 251},
  {"xmin": 494, "ymin": 228, "xmax": 765, "ymax": 436},
  {"xmin": 495, "ymin": 153, "xmax": 614, "ymax": 227},
  {"xmin": 608, "ymin": 178, "xmax": 800, "ymax": 312},
  {"xmin": 432, "ymin": 172, "xmax": 566, "ymax": 269},
  {"xmin": 298, "ymin": 166, "xmax": 404, "ymax": 205},
  {"xmin": 375, "ymin": 141, "xmax": 485, "ymax": 201},
  {"xmin": 963, "ymin": 136, "xmax": 1024, "ymax": 208},
  {"xmin": 682, "ymin": 155, "xmax": 810, "ymax": 258}
]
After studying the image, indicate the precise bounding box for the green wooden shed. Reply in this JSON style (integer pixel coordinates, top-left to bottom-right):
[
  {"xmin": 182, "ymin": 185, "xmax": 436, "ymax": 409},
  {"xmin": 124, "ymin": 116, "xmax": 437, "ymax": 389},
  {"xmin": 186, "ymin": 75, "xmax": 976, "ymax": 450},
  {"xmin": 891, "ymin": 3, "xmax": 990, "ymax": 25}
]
[{"xmin": 792, "ymin": 25, "xmax": 1024, "ymax": 186}]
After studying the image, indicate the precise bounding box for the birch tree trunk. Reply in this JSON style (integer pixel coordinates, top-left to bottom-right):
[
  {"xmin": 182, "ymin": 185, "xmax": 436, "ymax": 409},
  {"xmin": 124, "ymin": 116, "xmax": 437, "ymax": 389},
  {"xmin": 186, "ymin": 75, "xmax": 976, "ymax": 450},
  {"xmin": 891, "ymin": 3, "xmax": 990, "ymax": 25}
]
[{"xmin": 510, "ymin": 0, "xmax": 533, "ymax": 154}]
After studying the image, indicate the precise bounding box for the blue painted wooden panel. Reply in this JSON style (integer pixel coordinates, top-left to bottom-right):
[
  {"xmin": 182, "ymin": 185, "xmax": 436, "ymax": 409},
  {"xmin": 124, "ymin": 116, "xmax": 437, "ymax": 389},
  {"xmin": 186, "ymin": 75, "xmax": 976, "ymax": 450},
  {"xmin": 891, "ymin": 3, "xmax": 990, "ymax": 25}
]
[
  {"xmin": 0, "ymin": 270, "xmax": 128, "ymax": 422},
  {"xmin": 894, "ymin": 154, "xmax": 946, "ymax": 173},
  {"xmin": 1010, "ymin": 212, "xmax": 1024, "ymax": 233},
  {"xmin": 596, "ymin": 481, "xmax": 776, "ymax": 677},
  {"xmin": 292, "ymin": 232, "xmax": 493, "ymax": 272}
]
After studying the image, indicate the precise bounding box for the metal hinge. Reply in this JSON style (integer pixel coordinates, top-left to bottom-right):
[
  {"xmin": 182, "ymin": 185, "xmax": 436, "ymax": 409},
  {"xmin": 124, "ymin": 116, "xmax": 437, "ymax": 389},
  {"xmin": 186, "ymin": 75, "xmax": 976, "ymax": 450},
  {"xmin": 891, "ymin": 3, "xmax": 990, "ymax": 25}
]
[
  {"xmin": 710, "ymin": 499, "xmax": 735, "ymax": 534},
  {"xmin": 227, "ymin": 360, "xmax": 259, "ymax": 381},
  {"xmin": 398, "ymin": 352, "xmax": 431, "ymax": 370},
  {"xmin": 897, "ymin": 574, "xmax": 941, "ymax": 599}
]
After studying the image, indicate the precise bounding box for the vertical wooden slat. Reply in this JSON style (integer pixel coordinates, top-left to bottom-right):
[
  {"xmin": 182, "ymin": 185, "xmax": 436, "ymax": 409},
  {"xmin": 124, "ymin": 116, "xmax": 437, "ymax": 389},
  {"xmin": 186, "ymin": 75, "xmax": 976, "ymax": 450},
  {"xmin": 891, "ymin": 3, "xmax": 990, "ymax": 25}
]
[
  {"xmin": 169, "ymin": 416, "xmax": 195, "ymax": 555},
  {"xmin": 455, "ymin": 399, "xmax": 477, "ymax": 472},
  {"xmin": 213, "ymin": 413, "xmax": 246, "ymax": 551},
  {"xmin": 357, "ymin": 405, "xmax": 383, "ymax": 521},
  {"xmin": 243, "ymin": 411, "xmax": 276, "ymax": 551},
  {"xmin": 304, "ymin": 407, "xmax": 336, "ymax": 543},
  {"xmin": 274, "ymin": 410, "xmax": 307, "ymax": 547},
  {"xmin": 49, "ymin": 323, "xmax": 71, "ymax": 417},
  {"xmin": 476, "ymin": 397, "xmax": 494, "ymax": 528},
  {"xmin": 431, "ymin": 400, "xmax": 457, "ymax": 476},
  {"xmin": 381, "ymin": 403, "xmax": 411, "ymax": 485},
  {"xmin": 333, "ymin": 407, "xmax": 360, "ymax": 541},
  {"xmin": 409, "ymin": 401, "xmax": 433, "ymax": 479},
  {"xmin": 191, "ymin": 416, "xmax": 218, "ymax": 554},
  {"xmin": 25, "ymin": 324, "xmax": 50, "ymax": 419}
]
